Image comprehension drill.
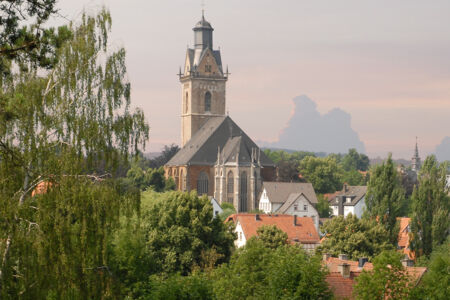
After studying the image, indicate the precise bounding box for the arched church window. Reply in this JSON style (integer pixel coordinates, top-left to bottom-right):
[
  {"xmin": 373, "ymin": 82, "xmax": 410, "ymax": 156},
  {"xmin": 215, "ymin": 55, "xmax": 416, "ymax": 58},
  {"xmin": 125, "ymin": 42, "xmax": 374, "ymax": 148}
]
[
  {"xmin": 185, "ymin": 92, "xmax": 189, "ymax": 113},
  {"xmin": 197, "ymin": 171, "xmax": 208, "ymax": 195},
  {"xmin": 240, "ymin": 172, "xmax": 247, "ymax": 212},
  {"xmin": 227, "ymin": 171, "xmax": 234, "ymax": 203},
  {"xmin": 205, "ymin": 91, "xmax": 211, "ymax": 112}
]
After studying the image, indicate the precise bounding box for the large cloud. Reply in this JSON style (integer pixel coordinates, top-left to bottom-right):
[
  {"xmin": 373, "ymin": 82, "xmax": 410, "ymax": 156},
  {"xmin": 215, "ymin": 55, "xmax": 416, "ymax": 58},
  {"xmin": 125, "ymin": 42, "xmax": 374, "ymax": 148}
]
[
  {"xmin": 265, "ymin": 95, "xmax": 365, "ymax": 154},
  {"xmin": 435, "ymin": 136, "xmax": 450, "ymax": 161}
]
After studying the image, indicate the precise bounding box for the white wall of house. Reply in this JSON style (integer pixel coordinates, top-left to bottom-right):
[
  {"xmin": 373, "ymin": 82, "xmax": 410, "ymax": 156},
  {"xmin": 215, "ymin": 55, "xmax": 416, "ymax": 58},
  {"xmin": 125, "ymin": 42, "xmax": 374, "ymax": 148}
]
[
  {"xmin": 281, "ymin": 194, "xmax": 319, "ymax": 231},
  {"xmin": 332, "ymin": 205, "xmax": 339, "ymax": 217},
  {"xmin": 343, "ymin": 206, "xmax": 354, "ymax": 217},
  {"xmin": 259, "ymin": 188, "xmax": 271, "ymax": 213},
  {"xmin": 235, "ymin": 221, "xmax": 247, "ymax": 248},
  {"xmin": 210, "ymin": 198, "xmax": 223, "ymax": 218},
  {"xmin": 353, "ymin": 197, "xmax": 366, "ymax": 218}
]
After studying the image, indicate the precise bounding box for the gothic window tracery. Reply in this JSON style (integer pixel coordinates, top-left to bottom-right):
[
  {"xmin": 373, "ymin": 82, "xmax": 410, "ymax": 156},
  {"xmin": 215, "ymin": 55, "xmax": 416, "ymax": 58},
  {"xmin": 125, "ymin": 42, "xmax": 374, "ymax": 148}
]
[
  {"xmin": 240, "ymin": 172, "xmax": 247, "ymax": 212},
  {"xmin": 227, "ymin": 171, "xmax": 234, "ymax": 203},
  {"xmin": 205, "ymin": 91, "xmax": 211, "ymax": 112},
  {"xmin": 197, "ymin": 171, "xmax": 209, "ymax": 195}
]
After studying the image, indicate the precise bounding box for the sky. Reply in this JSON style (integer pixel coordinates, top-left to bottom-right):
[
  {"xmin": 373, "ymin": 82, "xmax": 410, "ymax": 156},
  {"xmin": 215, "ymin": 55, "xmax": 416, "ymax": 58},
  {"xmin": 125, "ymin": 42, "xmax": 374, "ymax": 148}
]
[{"xmin": 53, "ymin": 0, "xmax": 450, "ymax": 159}]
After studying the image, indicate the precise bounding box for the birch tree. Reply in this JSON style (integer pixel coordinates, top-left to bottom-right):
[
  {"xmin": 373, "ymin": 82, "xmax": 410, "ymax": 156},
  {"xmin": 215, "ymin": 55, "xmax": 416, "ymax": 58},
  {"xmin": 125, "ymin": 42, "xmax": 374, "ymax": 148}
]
[{"xmin": 0, "ymin": 9, "xmax": 148, "ymax": 298}]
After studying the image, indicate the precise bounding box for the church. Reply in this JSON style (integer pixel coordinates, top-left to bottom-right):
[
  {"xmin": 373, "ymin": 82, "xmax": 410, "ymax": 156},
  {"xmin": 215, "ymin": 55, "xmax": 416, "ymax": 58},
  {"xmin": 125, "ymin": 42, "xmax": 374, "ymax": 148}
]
[{"xmin": 165, "ymin": 13, "xmax": 276, "ymax": 212}]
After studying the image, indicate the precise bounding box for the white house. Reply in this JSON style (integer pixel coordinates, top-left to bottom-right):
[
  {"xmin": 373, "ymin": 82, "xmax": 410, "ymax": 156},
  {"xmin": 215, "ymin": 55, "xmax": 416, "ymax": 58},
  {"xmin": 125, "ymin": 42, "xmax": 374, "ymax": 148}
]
[
  {"xmin": 210, "ymin": 197, "xmax": 223, "ymax": 218},
  {"xmin": 329, "ymin": 184, "xmax": 367, "ymax": 218},
  {"xmin": 258, "ymin": 182, "xmax": 319, "ymax": 231}
]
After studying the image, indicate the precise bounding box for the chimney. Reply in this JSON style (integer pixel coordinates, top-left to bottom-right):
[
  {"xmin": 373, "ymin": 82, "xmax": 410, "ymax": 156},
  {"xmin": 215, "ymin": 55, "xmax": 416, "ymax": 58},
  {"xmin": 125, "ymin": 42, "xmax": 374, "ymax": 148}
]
[
  {"xmin": 343, "ymin": 183, "xmax": 348, "ymax": 193},
  {"xmin": 402, "ymin": 259, "xmax": 414, "ymax": 267},
  {"xmin": 293, "ymin": 215, "xmax": 297, "ymax": 226},
  {"xmin": 338, "ymin": 254, "xmax": 348, "ymax": 261},
  {"xmin": 358, "ymin": 257, "xmax": 368, "ymax": 268},
  {"xmin": 323, "ymin": 253, "xmax": 331, "ymax": 261},
  {"xmin": 255, "ymin": 214, "xmax": 260, "ymax": 221},
  {"xmin": 338, "ymin": 263, "xmax": 350, "ymax": 278}
]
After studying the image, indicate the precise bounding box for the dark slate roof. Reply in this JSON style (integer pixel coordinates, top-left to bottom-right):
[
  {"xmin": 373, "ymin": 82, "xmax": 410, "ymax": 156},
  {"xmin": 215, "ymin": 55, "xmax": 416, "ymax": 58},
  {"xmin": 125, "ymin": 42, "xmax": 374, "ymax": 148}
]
[
  {"xmin": 329, "ymin": 185, "xmax": 367, "ymax": 206},
  {"xmin": 166, "ymin": 116, "xmax": 275, "ymax": 167},
  {"xmin": 194, "ymin": 15, "xmax": 213, "ymax": 29},
  {"xmin": 186, "ymin": 48, "xmax": 223, "ymax": 72},
  {"xmin": 276, "ymin": 193, "xmax": 316, "ymax": 214},
  {"xmin": 263, "ymin": 182, "xmax": 318, "ymax": 204}
]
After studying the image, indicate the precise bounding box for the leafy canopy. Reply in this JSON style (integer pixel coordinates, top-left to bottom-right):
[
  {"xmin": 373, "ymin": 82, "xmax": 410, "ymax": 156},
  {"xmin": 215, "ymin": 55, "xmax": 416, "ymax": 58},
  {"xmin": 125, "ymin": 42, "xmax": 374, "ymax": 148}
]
[{"xmin": 319, "ymin": 214, "xmax": 394, "ymax": 260}]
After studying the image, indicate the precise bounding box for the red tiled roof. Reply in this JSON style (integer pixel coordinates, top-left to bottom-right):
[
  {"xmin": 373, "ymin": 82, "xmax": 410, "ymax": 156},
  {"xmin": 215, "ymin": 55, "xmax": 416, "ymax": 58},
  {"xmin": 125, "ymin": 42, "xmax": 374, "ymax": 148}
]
[
  {"xmin": 31, "ymin": 181, "xmax": 53, "ymax": 197},
  {"xmin": 397, "ymin": 217, "xmax": 414, "ymax": 259},
  {"xmin": 226, "ymin": 213, "xmax": 320, "ymax": 244},
  {"xmin": 324, "ymin": 256, "xmax": 427, "ymax": 299},
  {"xmin": 325, "ymin": 272, "xmax": 359, "ymax": 300}
]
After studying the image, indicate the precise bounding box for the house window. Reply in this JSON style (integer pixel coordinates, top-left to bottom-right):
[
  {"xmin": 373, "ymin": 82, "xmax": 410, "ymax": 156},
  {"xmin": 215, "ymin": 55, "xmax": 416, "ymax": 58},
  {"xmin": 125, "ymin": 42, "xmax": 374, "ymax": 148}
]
[
  {"xmin": 239, "ymin": 232, "xmax": 242, "ymax": 241},
  {"xmin": 294, "ymin": 204, "xmax": 298, "ymax": 211},
  {"xmin": 346, "ymin": 197, "xmax": 352, "ymax": 203},
  {"xmin": 304, "ymin": 205, "xmax": 308, "ymax": 211},
  {"xmin": 204, "ymin": 91, "xmax": 211, "ymax": 112},
  {"xmin": 197, "ymin": 171, "xmax": 208, "ymax": 195}
]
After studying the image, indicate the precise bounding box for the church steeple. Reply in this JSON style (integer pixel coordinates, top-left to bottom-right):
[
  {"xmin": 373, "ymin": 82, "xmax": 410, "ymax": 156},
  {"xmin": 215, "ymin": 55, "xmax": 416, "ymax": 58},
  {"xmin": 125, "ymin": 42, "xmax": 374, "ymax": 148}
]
[
  {"xmin": 411, "ymin": 137, "xmax": 421, "ymax": 172},
  {"xmin": 179, "ymin": 14, "xmax": 228, "ymax": 147},
  {"xmin": 193, "ymin": 12, "xmax": 213, "ymax": 50}
]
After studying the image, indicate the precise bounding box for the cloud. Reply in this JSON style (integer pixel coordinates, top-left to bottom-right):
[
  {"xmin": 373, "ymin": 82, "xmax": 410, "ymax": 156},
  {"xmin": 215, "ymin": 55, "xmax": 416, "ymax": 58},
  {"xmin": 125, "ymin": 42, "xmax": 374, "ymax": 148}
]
[
  {"xmin": 263, "ymin": 95, "xmax": 366, "ymax": 154},
  {"xmin": 435, "ymin": 137, "xmax": 450, "ymax": 161}
]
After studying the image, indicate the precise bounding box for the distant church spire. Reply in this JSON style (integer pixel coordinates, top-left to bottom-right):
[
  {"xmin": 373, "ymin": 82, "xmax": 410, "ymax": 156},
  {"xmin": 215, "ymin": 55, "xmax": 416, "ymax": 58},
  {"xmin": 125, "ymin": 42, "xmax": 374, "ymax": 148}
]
[{"xmin": 411, "ymin": 137, "xmax": 421, "ymax": 172}]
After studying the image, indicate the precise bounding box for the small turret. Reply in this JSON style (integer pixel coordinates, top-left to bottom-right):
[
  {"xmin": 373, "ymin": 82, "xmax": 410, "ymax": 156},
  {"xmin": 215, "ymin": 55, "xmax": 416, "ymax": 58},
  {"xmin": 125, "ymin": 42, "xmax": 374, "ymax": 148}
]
[{"xmin": 193, "ymin": 12, "xmax": 213, "ymax": 50}]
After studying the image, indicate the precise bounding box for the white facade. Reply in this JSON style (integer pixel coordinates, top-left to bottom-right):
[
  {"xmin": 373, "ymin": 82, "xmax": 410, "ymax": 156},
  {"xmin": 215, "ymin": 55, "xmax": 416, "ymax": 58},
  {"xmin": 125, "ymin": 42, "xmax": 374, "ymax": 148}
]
[
  {"xmin": 210, "ymin": 197, "xmax": 223, "ymax": 218},
  {"xmin": 234, "ymin": 221, "xmax": 247, "ymax": 248},
  {"xmin": 331, "ymin": 196, "xmax": 366, "ymax": 218},
  {"xmin": 280, "ymin": 194, "xmax": 319, "ymax": 230},
  {"xmin": 259, "ymin": 188, "xmax": 272, "ymax": 213}
]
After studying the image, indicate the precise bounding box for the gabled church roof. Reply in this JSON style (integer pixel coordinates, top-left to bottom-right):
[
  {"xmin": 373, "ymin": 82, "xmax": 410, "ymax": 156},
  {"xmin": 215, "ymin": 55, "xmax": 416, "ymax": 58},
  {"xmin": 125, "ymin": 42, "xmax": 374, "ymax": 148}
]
[{"xmin": 166, "ymin": 116, "xmax": 275, "ymax": 167}]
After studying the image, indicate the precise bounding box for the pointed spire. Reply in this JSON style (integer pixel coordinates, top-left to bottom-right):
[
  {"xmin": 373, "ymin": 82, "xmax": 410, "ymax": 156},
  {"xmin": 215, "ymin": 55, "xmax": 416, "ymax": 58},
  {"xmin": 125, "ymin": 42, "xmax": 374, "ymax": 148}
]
[{"xmin": 412, "ymin": 136, "xmax": 421, "ymax": 172}]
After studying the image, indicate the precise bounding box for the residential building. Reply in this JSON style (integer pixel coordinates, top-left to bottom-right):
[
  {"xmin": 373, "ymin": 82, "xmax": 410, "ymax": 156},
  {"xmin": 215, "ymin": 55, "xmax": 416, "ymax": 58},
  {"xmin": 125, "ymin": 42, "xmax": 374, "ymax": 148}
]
[
  {"xmin": 258, "ymin": 182, "xmax": 319, "ymax": 230},
  {"xmin": 329, "ymin": 184, "xmax": 367, "ymax": 218},
  {"xmin": 164, "ymin": 14, "xmax": 276, "ymax": 212},
  {"xmin": 225, "ymin": 213, "xmax": 320, "ymax": 251}
]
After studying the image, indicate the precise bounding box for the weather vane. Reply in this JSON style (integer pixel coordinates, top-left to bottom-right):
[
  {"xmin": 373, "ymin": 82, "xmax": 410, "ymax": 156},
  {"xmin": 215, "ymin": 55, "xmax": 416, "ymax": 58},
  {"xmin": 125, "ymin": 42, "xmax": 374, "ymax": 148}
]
[{"xmin": 201, "ymin": 0, "xmax": 205, "ymax": 17}]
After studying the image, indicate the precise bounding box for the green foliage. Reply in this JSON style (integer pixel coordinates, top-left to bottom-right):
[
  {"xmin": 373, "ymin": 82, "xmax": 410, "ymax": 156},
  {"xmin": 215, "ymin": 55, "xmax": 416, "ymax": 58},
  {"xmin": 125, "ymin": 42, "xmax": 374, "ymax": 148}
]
[
  {"xmin": 218, "ymin": 202, "xmax": 236, "ymax": 221},
  {"xmin": 254, "ymin": 225, "xmax": 288, "ymax": 249},
  {"xmin": 316, "ymin": 194, "xmax": 332, "ymax": 218},
  {"xmin": 410, "ymin": 238, "xmax": 450, "ymax": 299},
  {"xmin": 354, "ymin": 250, "xmax": 413, "ymax": 300},
  {"xmin": 319, "ymin": 215, "xmax": 394, "ymax": 260},
  {"xmin": 366, "ymin": 154, "xmax": 406, "ymax": 243},
  {"xmin": 213, "ymin": 239, "xmax": 332, "ymax": 299},
  {"xmin": 0, "ymin": 10, "xmax": 148, "ymax": 298},
  {"xmin": 342, "ymin": 148, "xmax": 370, "ymax": 172},
  {"xmin": 144, "ymin": 273, "xmax": 215, "ymax": 300},
  {"xmin": 126, "ymin": 163, "xmax": 173, "ymax": 191},
  {"xmin": 144, "ymin": 191, "xmax": 236, "ymax": 275},
  {"xmin": 410, "ymin": 156, "xmax": 449, "ymax": 257},
  {"xmin": 298, "ymin": 156, "xmax": 343, "ymax": 193}
]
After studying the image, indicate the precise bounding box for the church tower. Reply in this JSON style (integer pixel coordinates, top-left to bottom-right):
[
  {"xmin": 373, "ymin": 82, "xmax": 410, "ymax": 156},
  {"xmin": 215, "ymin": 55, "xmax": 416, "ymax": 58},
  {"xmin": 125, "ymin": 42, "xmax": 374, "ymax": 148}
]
[
  {"xmin": 411, "ymin": 137, "xmax": 421, "ymax": 172},
  {"xmin": 179, "ymin": 13, "xmax": 228, "ymax": 147}
]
